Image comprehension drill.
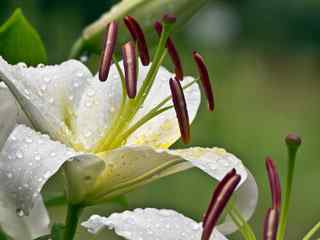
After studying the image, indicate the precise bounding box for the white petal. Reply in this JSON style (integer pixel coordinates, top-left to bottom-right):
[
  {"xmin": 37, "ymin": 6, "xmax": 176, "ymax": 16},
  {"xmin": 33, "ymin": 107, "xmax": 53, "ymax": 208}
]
[
  {"xmin": 0, "ymin": 83, "xmax": 18, "ymax": 149},
  {"xmin": 126, "ymin": 65, "xmax": 201, "ymax": 148},
  {"xmin": 88, "ymin": 146, "xmax": 248, "ymax": 205},
  {"xmin": 0, "ymin": 57, "xmax": 92, "ymax": 143},
  {"xmin": 0, "ymin": 124, "xmax": 87, "ymax": 215},
  {"xmin": 217, "ymin": 171, "xmax": 258, "ymax": 234},
  {"xmin": 73, "ymin": 65, "xmax": 122, "ymax": 150},
  {"xmin": 82, "ymin": 208, "xmax": 228, "ymax": 240},
  {"xmin": 0, "ymin": 191, "xmax": 49, "ymax": 240}
]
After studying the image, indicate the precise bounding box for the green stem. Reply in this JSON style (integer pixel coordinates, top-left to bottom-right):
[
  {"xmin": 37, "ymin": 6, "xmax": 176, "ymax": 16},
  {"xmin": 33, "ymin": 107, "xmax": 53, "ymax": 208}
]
[
  {"xmin": 302, "ymin": 221, "xmax": 320, "ymax": 240},
  {"xmin": 227, "ymin": 201, "xmax": 256, "ymax": 240},
  {"xmin": 277, "ymin": 149, "xmax": 297, "ymax": 240},
  {"xmin": 44, "ymin": 193, "xmax": 66, "ymax": 207},
  {"xmin": 69, "ymin": 38, "xmax": 85, "ymax": 59},
  {"xmin": 63, "ymin": 204, "xmax": 83, "ymax": 240}
]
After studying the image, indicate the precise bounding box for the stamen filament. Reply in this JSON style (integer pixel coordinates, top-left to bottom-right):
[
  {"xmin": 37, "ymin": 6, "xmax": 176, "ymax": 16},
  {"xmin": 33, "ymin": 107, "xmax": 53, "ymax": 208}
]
[
  {"xmin": 112, "ymin": 56, "xmax": 127, "ymax": 108},
  {"xmin": 302, "ymin": 221, "xmax": 320, "ymax": 240},
  {"xmin": 109, "ymin": 105, "xmax": 173, "ymax": 149},
  {"xmin": 227, "ymin": 201, "xmax": 257, "ymax": 240}
]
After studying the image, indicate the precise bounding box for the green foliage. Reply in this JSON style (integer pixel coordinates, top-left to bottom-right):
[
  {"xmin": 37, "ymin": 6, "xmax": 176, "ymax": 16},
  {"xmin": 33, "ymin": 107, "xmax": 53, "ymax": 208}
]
[
  {"xmin": 0, "ymin": 9, "xmax": 47, "ymax": 65},
  {"xmin": 0, "ymin": 231, "xmax": 8, "ymax": 240},
  {"xmin": 51, "ymin": 224, "xmax": 65, "ymax": 240}
]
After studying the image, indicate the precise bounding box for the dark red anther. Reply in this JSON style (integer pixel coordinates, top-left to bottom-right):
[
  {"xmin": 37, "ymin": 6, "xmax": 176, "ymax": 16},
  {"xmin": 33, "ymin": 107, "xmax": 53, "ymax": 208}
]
[
  {"xmin": 99, "ymin": 21, "xmax": 118, "ymax": 81},
  {"xmin": 192, "ymin": 52, "xmax": 215, "ymax": 111},
  {"xmin": 124, "ymin": 16, "xmax": 150, "ymax": 66},
  {"xmin": 201, "ymin": 169, "xmax": 241, "ymax": 240},
  {"xmin": 154, "ymin": 21, "xmax": 184, "ymax": 80},
  {"xmin": 122, "ymin": 41, "xmax": 137, "ymax": 98},
  {"xmin": 266, "ymin": 157, "xmax": 281, "ymax": 209},
  {"xmin": 169, "ymin": 78, "xmax": 190, "ymax": 144},
  {"xmin": 263, "ymin": 208, "xmax": 279, "ymax": 240},
  {"xmin": 162, "ymin": 14, "xmax": 177, "ymax": 24}
]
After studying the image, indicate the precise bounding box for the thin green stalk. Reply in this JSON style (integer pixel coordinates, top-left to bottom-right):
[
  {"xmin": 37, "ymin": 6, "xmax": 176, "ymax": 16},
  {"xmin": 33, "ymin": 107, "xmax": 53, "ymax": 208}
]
[
  {"xmin": 44, "ymin": 193, "xmax": 66, "ymax": 207},
  {"xmin": 277, "ymin": 136, "xmax": 301, "ymax": 240},
  {"xmin": 109, "ymin": 106, "xmax": 173, "ymax": 148},
  {"xmin": 302, "ymin": 222, "xmax": 320, "ymax": 240},
  {"xmin": 63, "ymin": 204, "xmax": 83, "ymax": 240},
  {"xmin": 227, "ymin": 202, "xmax": 256, "ymax": 240}
]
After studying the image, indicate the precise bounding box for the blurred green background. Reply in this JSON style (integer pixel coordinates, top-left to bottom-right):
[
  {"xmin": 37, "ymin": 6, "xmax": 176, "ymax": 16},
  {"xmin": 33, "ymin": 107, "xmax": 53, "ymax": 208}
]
[{"xmin": 1, "ymin": 0, "xmax": 320, "ymax": 239}]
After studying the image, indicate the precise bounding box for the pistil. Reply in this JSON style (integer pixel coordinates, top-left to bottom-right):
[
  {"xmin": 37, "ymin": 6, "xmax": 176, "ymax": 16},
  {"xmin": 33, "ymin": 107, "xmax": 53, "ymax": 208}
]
[{"xmin": 276, "ymin": 134, "xmax": 302, "ymax": 240}]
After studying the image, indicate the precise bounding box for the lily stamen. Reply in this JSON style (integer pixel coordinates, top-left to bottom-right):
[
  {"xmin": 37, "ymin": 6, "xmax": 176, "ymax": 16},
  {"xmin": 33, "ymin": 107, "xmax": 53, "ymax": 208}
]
[
  {"xmin": 264, "ymin": 208, "xmax": 280, "ymax": 240},
  {"xmin": 266, "ymin": 157, "xmax": 281, "ymax": 209},
  {"xmin": 99, "ymin": 21, "xmax": 118, "ymax": 82},
  {"xmin": 124, "ymin": 16, "xmax": 150, "ymax": 66},
  {"xmin": 169, "ymin": 78, "xmax": 190, "ymax": 144},
  {"xmin": 193, "ymin": 51, "xmax": 215, "ymax": 111},
  {"xmin": 154, "ymin": 21, "xmax": 184, "ymax": 80},
  {"xmin": 122, "ymin": 41, "xmax": 137, "ymax": 98},
  {"xmin": 202, "ymin": 168, "xmax": 241, "ymax": 240}
]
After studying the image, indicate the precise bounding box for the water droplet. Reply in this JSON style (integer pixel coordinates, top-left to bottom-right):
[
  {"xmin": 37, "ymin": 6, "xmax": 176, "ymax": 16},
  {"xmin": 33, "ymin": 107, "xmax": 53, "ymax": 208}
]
[
  {"xmin": 7, "ymin": 172, "xmax": 12, "ymax": 178},
  {"xmin": 25, "ymin": 138, "xmax": 33, "ymax": 144},
  {"xmin": 16, "ymin": 209, "xmax": 25, "ymax": 217},
  {"xmin": 191, "ymin": 222, "xmax": 200, "ymax": 231},
  {"xmin": 50, "ymin": 152, "xmax": 57, "ymax": 157},
  {"xmin": 44, "ymin": 77, "xmax": 51, "ymax": 83},
  {"xmin": 73, "ymin": 82, "xmax": 80, "ymax": 88},
  {"xmin": 77, "ymin": 72, "xmax": 84, "ymax": 78},
  {"xmin": 49, "ymin": 98, "xmax": 54, "ymax": 104},
  {"xmin": 87, "ymin": 89, "xmax": 95, "ymax": 97},
  {"xmin": 16, "ymin": 151, "xmax": 23, "ymax": 159},
  {"xmin": 80, "ymin": 55, "xmax": 89, "ymax": 63},
  {"xmin": 85, "ymin": 101, "xmax": 92, "ymax": 107},
  {"xmin": 40, "ymin": 84, "xmax": 47, "ymax": 91},
  {"xmin": 159, "ymin": 209, "xmax": 172, "ymax": 217},
  {"xmin": 37, "ymin": 63, "xmax": 45, "ymax": 68}
]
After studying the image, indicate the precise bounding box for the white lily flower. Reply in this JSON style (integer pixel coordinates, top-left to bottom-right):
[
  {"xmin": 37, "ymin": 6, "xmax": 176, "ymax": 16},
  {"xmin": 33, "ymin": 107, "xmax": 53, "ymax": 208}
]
[
  {"xmin": 82, "ymin": 208, "xmax": 228, "ymax": 240},
  {"xmin": 0, "ymin": 15, "xmax": 258, "ymax": 240},
  {"xmin": 0, "ymin": 57, "xmax": 257, "ymax": 239}
]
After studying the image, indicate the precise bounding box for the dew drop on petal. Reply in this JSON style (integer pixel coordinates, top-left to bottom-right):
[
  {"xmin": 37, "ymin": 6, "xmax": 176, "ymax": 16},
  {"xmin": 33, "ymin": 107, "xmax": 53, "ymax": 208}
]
[{"xmin": 16, "ymin": 209, "xmax": 25, "ymax": 217}]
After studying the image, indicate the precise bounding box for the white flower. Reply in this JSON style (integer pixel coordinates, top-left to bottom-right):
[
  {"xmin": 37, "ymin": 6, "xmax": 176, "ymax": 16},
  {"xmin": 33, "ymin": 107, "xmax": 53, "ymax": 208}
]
[
  {"xmin": 82, "ymin": 208, "xmax": 228, "ymax": 240},
  {"xmin": 0, "ymin": 56, "xmax": 257, "ymax": 239}
]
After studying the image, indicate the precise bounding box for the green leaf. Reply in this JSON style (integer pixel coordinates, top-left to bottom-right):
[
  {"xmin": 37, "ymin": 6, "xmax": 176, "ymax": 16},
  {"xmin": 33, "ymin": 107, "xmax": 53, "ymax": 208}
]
[
  {"xmin": 51, "ymin": 224, "xmax": 65, "ymax": 240},
  {"xmin": 0, "ymin": 8, "xmax": 47, "ymax": 65},
  {"xmin": 0, "ymin": 231, "xmax": 8, "ymax": 240},
  {"xmin": 70, "ymin": 0, "xmax": 209, "ymax": 58}
]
